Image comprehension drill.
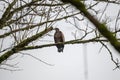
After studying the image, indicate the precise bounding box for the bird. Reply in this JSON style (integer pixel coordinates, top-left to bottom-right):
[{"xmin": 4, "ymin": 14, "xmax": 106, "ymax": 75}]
[{"xmin": 54, "ymin": 28, "xmax": 65, "ymax": 52}]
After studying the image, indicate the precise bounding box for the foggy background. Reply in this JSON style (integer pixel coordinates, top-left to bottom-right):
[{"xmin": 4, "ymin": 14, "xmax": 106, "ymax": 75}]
[{"xmin": 0, "ymin": 1, "xmax": 120, "ymax": 80}]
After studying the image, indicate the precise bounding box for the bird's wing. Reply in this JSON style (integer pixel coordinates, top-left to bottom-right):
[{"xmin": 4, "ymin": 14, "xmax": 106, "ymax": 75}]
[
  {"xmin": 54, "ymin": 32, "xmax": 60, "ymax": 43},
  {"xmin": 60, "ymin": 31, "xmax": 65, "ymax": 42}
]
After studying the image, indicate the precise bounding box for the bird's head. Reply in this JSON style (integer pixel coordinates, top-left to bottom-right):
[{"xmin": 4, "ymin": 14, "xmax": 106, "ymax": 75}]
[{"xmin": 54, "ymin": 28, "xmax": 59, "ymax": 31}]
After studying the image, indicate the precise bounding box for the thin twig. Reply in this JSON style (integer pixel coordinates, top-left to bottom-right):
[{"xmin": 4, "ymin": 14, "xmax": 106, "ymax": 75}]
[
  {"xmin": 19, "ymin": 52, "xmax": 54, "ymax": 66},
  {"xmin": 100, "ymin": 41, "xmax": 120, "ymax": 70}
]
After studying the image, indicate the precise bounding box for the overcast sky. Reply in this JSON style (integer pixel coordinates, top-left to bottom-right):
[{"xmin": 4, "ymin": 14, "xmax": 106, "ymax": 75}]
[{"xmin": 0, "ymin": 1, "xmax": 120, "ymax": 80}]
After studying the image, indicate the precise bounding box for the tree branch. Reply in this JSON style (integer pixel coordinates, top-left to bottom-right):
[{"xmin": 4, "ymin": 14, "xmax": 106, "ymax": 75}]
[
  {"xmin": 19, "ymin": 37, "xmax": 115, "ymax": 51},
  {"xmin": 61, "ymin": 0, "xmax": 120, "ymax": 54},
  {"xmin": 0, "ymin": 0, "xmax": 17, "ymax": 29},
  {"xmin": 0, "ymin": 27, "xmax": 53, "ymax": 64},
  {"xmin": 100, "ymin": 41, "xmax": 120, "ymax": 70},
  {"xmin": 0, "ymin": 12, "xmax": 80, "ymax": 39},
  {"xmin": 0, "ymin": 0, "xmax": 40, "ymax": 29}
]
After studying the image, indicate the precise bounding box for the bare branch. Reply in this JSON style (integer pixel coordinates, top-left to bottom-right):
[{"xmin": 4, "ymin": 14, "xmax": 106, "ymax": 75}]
[
  {"xmin": 0, "ymin": 27, "xmax": 53, "ymax": 64},
  {"xmin": 19, "ymin": 37, "xmax": 115, "ymax": 51},
  {"xmin": 61, "ymin": 0, "xmax": 120, "ymax": 54},
  {"xmin": 100, "ymin": 41, "xmax": 120, "ymax": 70},
  {"xmin": 19, "ymin": 52, "xmax": 54, "ymax": 66}
]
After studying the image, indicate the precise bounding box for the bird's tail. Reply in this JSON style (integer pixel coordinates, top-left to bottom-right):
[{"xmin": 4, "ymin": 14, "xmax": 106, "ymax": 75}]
[{"xmin": 58, "ymin": 48, "xmax": 63, "ymax": 52}]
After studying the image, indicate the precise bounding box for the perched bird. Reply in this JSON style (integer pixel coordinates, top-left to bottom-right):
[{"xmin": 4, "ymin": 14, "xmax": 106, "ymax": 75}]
[{"xmin": 54, "ymin": 28, "xmax": 65, "ymax": 52}]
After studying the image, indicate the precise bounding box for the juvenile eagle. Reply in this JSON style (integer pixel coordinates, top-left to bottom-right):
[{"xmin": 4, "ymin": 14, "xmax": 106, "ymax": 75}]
[{"xmin": 54, "ymin": 28, "xmax": 65, "ymax": 52}]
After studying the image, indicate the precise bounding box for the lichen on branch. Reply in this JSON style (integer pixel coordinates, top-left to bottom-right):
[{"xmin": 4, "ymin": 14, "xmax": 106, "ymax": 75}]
[{"xmin": 61, "ymin": 0, "xmax": 120, "ymax": 54}]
